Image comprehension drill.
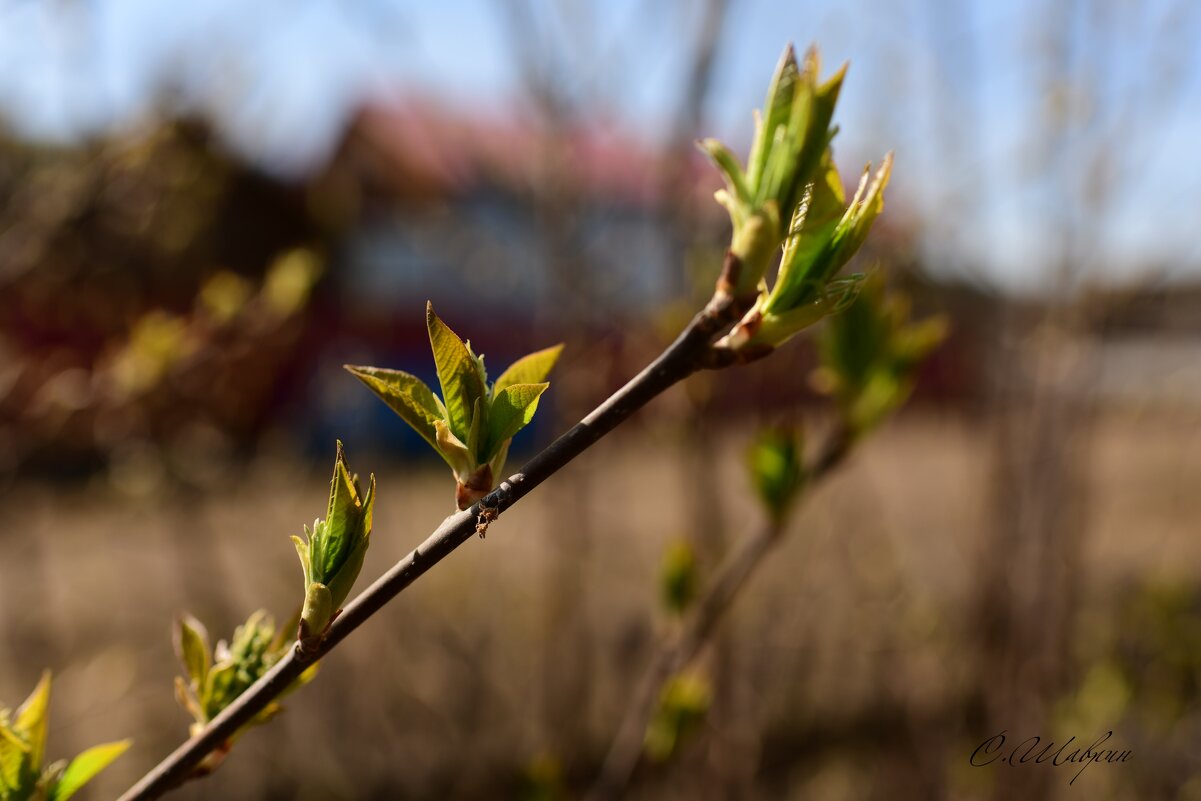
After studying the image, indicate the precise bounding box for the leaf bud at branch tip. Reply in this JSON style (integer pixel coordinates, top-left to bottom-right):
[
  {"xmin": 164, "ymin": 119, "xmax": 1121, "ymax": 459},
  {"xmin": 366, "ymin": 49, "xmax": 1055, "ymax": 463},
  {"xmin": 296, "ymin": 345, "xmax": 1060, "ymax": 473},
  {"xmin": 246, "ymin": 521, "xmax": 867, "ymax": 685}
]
[
  {"xmin": 292, "ymin": 441, "xmax": 374, "ymax": 649},
  {"xmin": 347, "ymin": 303, "xmax": 561, "ymax": 512}
]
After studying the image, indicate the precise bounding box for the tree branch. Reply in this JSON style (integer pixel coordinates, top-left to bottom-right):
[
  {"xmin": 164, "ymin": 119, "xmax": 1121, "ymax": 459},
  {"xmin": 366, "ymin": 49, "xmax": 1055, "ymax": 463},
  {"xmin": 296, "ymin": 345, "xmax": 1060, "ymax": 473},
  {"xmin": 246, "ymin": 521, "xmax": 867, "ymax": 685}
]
[
  {"xmin": 118, "ymin": 293, "xmax": 747, "ymax": 801},
  {"xmin": 587, "ymin": 424, "xmax": 854, "ymax": 801}
]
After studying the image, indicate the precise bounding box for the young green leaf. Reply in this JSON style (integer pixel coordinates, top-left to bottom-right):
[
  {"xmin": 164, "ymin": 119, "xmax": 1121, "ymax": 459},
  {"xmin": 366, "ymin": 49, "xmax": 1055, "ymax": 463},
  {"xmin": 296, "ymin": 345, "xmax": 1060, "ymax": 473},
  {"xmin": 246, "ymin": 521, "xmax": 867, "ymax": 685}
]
[
  {"xmin": 823, "ymin": 153, "xmax": 892, "ymax": 283},
  {"xmin": 324, "ymin": 533, "xmax": 369, "ymax": 615},
  {"xmin": 466, "ymin": 398, "xmax": 484, "ymax": 461},
  {"xmin": 175, "ymin": 614, "xmax": 211, "ymax": 690},
  {"xmin": 320, "ymin": 446, "xmax": 362, "ymax": 580},
  {"xmin": 1, "ymin": 721, "xmax": 28, "ymax": 794},
  {"xmin": 747, "ymin": 44, "xmax": 801, "ymax": 190},
  {"xmin": 291, "ymin": 532, "xmax": 312, "ymax": 586},
  {"xmin": 787, "ymin": 54, "xmax": 845, "ymax": 215},
  {"xmin": 487, "ymin": 382, "xmax": 549, "ymax": 459},
  {"xmin": 202, "ymin": 662, "xmax": 238, "ymax": 722},
  {"xmin": 426, "ymin": 302, "xmax": 488, "ymax": 442},
  {"xmin": 764, "ymin": 151, "xmax": 847, "ymax": 313},
  {"xmin": 698, "ymin": 139, "xmax": 751, "ymax": 206},
  {"xmin": 752, "ymin": 274, "xmax": 865, "ymax": 350},
  {"xmin": 344, "ymin": 366, "xmax": 443, "ymax": 448},
  {"xmin": 492, "ymin": 344, "xmax": 563, "ymax": 396},
  {"xmin": 49, "ymin": 740, "xmax": 132, "ymax": 801},
  {"xmin": 775, "ymin": 154, "xmax": 888, "ymax": 313}
]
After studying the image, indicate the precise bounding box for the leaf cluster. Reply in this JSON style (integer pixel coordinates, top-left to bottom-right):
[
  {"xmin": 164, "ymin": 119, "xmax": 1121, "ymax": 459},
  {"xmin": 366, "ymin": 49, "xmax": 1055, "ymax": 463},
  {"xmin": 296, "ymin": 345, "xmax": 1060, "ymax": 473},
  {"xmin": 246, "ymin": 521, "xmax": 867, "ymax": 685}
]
[
  {"xmin": 702, "ymin": 45, "xmax": 893, "ymax": 354},
  {"xmin": 348, "ymin": 302, "xmax": 561, "ymax": 510},
  {"xmin": 0, "ymin": 673, "xmax": 129, "ymax": 801},
  {"xmin": 173, "ymin": 611, "xmax": 316, "ymax": 742},
  {"xmin": 701, "ymin": 45, "xmax": 846, "ymax": 298}
]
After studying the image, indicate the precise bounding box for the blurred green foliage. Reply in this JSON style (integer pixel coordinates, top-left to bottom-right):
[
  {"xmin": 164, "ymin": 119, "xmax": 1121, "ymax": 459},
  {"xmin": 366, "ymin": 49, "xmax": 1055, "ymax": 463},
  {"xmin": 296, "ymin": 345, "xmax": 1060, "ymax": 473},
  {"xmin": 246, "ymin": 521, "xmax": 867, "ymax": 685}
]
[
  {"xmin": 644, "ymin": 672, "xmax": 712, "ymax": 763},
  {"xmin": 0, "ymin": 673, "xmax": 129, "ymax": 801},
  {"xmin": 0, "ymin": 121, "xmax": 333, "ymax": 478},
  {"xmin": 812, "ymin": 273, "xmax": 947, "ymax": 436},
  {"xmin": 516, "ymin": 754, "xmax": 568, "ymax": 801},
  {"xmin": 660, "ymin": 540, "xmax": 699, "ymax": 617},
  {"xmin": 746, "ymin": 426, "xmax": 805, "ymax": 524}
]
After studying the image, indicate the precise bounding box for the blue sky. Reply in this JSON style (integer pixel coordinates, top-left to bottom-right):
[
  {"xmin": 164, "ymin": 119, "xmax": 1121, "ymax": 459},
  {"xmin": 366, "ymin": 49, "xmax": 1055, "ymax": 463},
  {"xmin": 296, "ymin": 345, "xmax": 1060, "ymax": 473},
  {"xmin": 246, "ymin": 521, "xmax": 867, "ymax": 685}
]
[{"xmin": 2, "ymin": 0, "xmax": 1199, "ymax": 290}]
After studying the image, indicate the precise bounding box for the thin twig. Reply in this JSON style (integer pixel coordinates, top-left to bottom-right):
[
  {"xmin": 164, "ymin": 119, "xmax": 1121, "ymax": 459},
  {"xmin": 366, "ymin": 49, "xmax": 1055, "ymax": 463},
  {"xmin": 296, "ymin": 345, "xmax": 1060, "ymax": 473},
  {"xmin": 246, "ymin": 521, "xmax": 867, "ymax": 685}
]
[
  {"xmin": 118, "ymin": 293, "xmax": 747, "ymax": 801},
  {"xmin": 588, "ymin": 424, "xmax": 854, "ymax": 801}
]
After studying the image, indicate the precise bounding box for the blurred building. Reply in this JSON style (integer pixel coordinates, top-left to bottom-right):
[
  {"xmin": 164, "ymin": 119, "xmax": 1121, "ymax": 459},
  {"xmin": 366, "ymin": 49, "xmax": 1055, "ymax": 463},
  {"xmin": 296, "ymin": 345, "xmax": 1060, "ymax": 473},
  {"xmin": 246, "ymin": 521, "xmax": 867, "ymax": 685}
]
[{"xmin": 4, "ymin": 98, "xmax": 1201, "ymax": 480}]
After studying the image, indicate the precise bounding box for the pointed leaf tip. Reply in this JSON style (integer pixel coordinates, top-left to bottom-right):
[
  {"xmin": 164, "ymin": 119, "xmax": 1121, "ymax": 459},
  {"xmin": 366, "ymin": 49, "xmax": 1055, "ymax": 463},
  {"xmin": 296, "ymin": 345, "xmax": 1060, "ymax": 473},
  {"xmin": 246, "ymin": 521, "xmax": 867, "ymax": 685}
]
[
  {"xmin": 16, "ymin": 670, "xmax": 52, "ymax": 769},
  {"xmin": 699, "ymin": 139, "xmax": 751, "ymax": 204},
  {"xmin": 876, "ymin": 151, "xmax": 894, "ymax": 186},
  {"xmin": 780, "ymin": 42, "xmax": 798, "ymax": 69},
  {"xmin": 494, "ymin": 343, "xmax": 564, "ymax": 396},
  {"xmin": 426, "ymin": 304, "xmax": 488, "ymax": 442},
  {"xmin": 802, "ymin": 43, "xmax": 820, "ymax": 71},
  {"xmin": 820, "ymin": 61, "xmax": 849, "ymax": 97}
]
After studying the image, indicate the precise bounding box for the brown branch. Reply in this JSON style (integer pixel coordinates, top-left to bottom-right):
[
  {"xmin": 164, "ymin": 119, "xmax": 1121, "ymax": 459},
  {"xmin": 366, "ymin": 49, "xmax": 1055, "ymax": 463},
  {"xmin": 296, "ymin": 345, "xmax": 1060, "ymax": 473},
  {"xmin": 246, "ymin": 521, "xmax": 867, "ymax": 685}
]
[
  {"xmin": 117, "ymin": 294, "xmax": 748, "ymax": 801},
  {"xmin": 587, "ymin": 424, "xmax": 854, "ymax": 801}
]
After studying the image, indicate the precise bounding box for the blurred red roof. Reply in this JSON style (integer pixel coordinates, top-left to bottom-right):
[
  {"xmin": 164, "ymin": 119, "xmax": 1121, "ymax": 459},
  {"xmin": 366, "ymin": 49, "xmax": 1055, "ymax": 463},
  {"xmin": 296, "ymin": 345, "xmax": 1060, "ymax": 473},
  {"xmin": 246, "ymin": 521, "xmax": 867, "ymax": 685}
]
[{"xmin": 336, "ymin": 95, "xmax": 719, "ymax": 209}]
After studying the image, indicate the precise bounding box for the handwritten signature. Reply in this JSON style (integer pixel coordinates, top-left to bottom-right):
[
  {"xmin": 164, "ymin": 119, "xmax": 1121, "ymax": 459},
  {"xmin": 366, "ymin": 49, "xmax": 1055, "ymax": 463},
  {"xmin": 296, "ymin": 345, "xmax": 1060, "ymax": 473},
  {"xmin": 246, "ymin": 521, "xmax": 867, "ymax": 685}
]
[{"xmin": 970, "ymin": 730, "xmax": 1132, "ymax": 786}]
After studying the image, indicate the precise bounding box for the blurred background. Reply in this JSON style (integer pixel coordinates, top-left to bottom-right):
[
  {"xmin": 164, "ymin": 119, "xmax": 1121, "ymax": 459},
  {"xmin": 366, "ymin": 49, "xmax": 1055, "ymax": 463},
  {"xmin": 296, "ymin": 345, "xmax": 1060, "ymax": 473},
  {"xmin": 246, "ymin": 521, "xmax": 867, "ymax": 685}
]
[{"xmin": 2, "ymin": 0, "xmax": 1200, "ymax": 798}]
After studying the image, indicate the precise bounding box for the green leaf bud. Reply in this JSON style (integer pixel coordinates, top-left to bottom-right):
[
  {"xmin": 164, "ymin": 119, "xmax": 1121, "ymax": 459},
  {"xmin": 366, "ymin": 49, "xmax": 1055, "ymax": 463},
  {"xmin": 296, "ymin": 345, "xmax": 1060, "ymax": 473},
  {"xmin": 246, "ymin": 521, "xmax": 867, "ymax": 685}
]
[
  {"xmin": 660, "ymin": 540, "xmax": 698, "ymax": 617},
  {"xmin": 746, "ymin": 426, "xmax": 805, "ymax": 523},
  {"xmin": 347, "ymin": 305, "xmax": 562, "ymax": 510},
  {"xmin": 701, "ymin": 44, "xmax": 848, "ymax": 302},
  {"xmin": 293, "ymin": 442, "xmax": 374, "ymax": 644},
  {"xmin": 643, "ymin": 671, "xmax": 712, "ymax": 763},
  {"xmin": 716, "ymin": 153, "xmax": 891, "ymax": 355}
]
